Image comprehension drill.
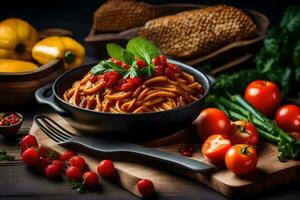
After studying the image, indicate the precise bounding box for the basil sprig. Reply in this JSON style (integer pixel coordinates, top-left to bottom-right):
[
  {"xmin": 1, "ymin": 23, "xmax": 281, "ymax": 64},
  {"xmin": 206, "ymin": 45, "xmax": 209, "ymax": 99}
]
[{"xmin": 91, "ymin": 37, "xmax": 159, "ymax": 78}]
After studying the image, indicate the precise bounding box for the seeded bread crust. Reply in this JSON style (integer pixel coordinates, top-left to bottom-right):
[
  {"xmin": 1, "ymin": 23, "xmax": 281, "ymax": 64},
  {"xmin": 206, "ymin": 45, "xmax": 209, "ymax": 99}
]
[
  {"xmin": 94, "ymin": 0, "xmax": 158, "ymax": 32},
  {"xmin": 139, "ymin": 5, "xmax": 257, "ymax": 59}
]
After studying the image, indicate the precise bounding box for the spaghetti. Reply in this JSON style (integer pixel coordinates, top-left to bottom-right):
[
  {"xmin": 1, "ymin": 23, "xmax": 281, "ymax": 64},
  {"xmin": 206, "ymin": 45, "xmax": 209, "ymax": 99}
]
[{"xmin": 63, "ymin": 66, "xmax": 205, "ymax": 113}]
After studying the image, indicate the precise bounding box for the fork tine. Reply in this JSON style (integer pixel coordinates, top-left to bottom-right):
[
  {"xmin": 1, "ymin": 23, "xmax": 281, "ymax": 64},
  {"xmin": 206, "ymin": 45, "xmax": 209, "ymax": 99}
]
[
  {"xmin": 39, "ymin": 116, "xmax": 71, "ymax": 140},
  {"xmin": 34, "ymin": 115, "xmax": 63, "ymax": 143},
  {"xmin": 40, "ymin": 115, "xmax": 75, "ymax": 137}
]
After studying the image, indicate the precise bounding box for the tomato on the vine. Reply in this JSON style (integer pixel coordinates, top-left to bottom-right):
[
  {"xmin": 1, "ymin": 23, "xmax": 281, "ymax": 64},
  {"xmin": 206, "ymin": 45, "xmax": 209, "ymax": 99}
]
[
  {"xmin": 196, "ymin": 108, "xmax": 231, "ymax": 141},
  {"xmin": 202, "ymin": 134, "xmax": 232, "ymax": 163},
  {"xmin": 244, "ymin": 80, "xmax": 282, "ymax": 116},
  {"xmin": 275, "ymin": 104, "xmax": 300, "ymax": 132},
  {"xmin": 225, "ymin": 144, "xmax": 258, "ymax": 175},
  {"xmin": 229, "ymin": 120, "xmax": 259, "ymax": 146}
]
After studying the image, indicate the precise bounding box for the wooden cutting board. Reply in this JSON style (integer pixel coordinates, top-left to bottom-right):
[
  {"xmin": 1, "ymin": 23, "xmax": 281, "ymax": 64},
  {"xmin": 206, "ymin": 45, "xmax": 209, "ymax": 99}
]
[{"xmin": 30, "ymin": 113, "xmax": 300, "ymax": 198}]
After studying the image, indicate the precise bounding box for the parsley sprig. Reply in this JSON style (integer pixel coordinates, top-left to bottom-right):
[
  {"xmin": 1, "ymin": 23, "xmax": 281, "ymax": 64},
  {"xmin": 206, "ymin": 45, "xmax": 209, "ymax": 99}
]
[{"xmin": 90, "ymin": 37, "xmax": 159, "ymax": 78}]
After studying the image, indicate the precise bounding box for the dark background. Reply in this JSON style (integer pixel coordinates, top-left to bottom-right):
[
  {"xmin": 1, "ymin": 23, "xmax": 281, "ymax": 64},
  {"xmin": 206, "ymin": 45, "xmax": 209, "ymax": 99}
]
[{"xmin": 1, "ymin": 0, "xmax": 300, "ymax": 59}]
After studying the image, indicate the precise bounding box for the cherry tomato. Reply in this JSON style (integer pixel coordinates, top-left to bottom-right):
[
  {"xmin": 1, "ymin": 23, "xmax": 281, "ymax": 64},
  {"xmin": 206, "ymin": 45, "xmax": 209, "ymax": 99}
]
[
  {"xmin": 168, "ymin": 63, "xmax": 180, "ymax": 73},
  {"xmin": 225, "ymin": 144, "xmax": 258, "ymax": 175},
  {"xmin": 97, "ymin": 160, "xmax": 116, "ymax": 178},
  {"xmin": 35, "ymin": 156, "xmax": 51, "ymax": 173},
  {"xmin": 60, "ymin": 151, "xmax": 74, "ymax": 161},
  {"xmin": 22, "ymin": 147, "xmax": 40, "ymax": 167},
  {"xmin": 89, "ymin": 75, "xmax": 98, "ymax": 84},
  {"xmin": 82, "ymin": 171, "xmax": 99, "ymax": 186},
  {"xmin": 45, "ymin": 164, "xmax": 60, "ymax": 178},
  {"xmin": 154, "ymin": 65, "xmax": 165, "ymax": 76},
  {"xmin": 136, "ymin": 59, "xmax": 146, "ymax": 69},
  {"xmin": 68, "ymin": 156, "xmax": 86, "ymax": 169},
  {"xmin": 196, "ymin": 108, "xmax": 231, "ymax": 141},
  {"xmin": 120, "ymin": 77, "xmax": 142, "ymax": 91},
  {"xmin": 202, "ymin": 134, "xmax": 232, "ymax": 163},
  {"xmin": 229, "ymin": 120, "xmax": 259, "ymax": 146},
  {"xmin": 137, "ymin": 179, "xmax": 155, "ymax": 197},
  {"xmin": 20, "ymin": 134, "xmax": 38, "ymax": 153},
  {"xmin": 52, "ymin": 160, "xmax": 64, "ymax": 170},
  {"xmin": 66, "ymin": 166, "xmax": 82, "ymax": 181},
  {"xmin": 165, "ymin": 67, "xmax": 177, "ymax": 80},
  {"xmin": 275, "ymin": 104, "xmax": 300, "ymax": 132},
  {"xmin": 103, "ymin": 71, "xmax": 121, "ymax": 88},
  {"xmin": 244, "ymin": 80, "xmax": 282, "ymax": 116}
]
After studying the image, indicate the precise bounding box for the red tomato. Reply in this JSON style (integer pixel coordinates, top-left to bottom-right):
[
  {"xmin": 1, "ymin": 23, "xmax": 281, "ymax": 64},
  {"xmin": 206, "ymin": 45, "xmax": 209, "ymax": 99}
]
[
  {"xmin": 22, "ymin": 147, "xmax": 40, "ymax": 167},
  {"xmin": 97, "ymin": 160, "xmax": 116, "ymax": 178},
  {"xmin": 68, "ymin": 156, "xmax": 86, "ymax": 169},
  {"xmin": 196, "ymin": 108, "xmax": 231, "ymax": 141},
  {"xmin": 202, "ymin": 134, "xmax": 232, "ymax": 163},
  {"xmin": 82, "ymin": 171, "xmax": 99, "ymax": 186},
  {"xmin": 103, "ymin": 71, "xmax": 121, "ymax": 88},
  {"xmin": 52, "ymin": 160, "xmax": 64, "ymax": 170},
  {"xmin": 229, "ymin": 120, "xmax": 259, "ymax": 146},
  {"xmin": 275, "ymin": 104, "xmax": 300, "ymax": 132},
  {"xmin": 66, "ymin": 166, "xmax": 82, "ymax": 181},
  {"xmin": 45, "ymin": 164, "xmax": 60, "ymax": 178},
  {"xmin": 137, "ymin": 179, "xmax": 155, "ymax": 197},
  {"xmin": 20, "ymin": 134, "xmax": 38, "ymax": 153},
  {"xmin": 225, "ymin": 144, "xmax": 258, "ymax": 175},
  {"xmin": 60, "ymin": 151, "xmax": 74, "ymax": 161},
  {"xmin": 244, "ymin": 80, "xmax": 282, "ymax": 116}
]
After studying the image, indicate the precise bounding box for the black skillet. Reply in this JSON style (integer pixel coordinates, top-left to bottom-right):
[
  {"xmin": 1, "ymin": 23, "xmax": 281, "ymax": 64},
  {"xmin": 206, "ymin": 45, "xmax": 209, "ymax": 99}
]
[{"xmin": 35, "ymin": 60, "xmax": 212, "ymax": 141}]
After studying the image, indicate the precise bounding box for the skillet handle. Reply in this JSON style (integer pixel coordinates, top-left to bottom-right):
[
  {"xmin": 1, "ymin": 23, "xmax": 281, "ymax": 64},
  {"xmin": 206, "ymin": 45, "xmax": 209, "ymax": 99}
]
[
  {"xmin": 206, "ymin": 74, "xmax": 216, "ymax": 85},
  {"xmin": 35, "ymin": 84, "xmax": 68, "ymax": 117}
]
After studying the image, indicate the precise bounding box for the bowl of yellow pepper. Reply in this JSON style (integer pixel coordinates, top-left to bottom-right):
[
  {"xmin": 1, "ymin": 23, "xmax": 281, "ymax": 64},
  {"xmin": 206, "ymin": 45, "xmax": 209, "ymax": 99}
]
[{"xmin": 0, "ymin": 18, "xmax": 86, "ymax": 106}]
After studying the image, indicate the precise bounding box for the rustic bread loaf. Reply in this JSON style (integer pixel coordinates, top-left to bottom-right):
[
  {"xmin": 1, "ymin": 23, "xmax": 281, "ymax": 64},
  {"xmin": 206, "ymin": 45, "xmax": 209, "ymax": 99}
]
[
  {"xmin": 94, "ymin": 0, "xmax": 158, "ymax": 32},
  {"xmin": 139, "ymin": 5, "xmax": 257, "ymax": 59}
]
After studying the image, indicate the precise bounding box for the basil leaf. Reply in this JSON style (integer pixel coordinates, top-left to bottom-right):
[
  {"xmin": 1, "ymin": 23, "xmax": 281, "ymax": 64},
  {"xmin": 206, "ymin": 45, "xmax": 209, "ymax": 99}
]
[
  {"xmin": 106, "ymin": 43, "xmax": 126, "ymax": 62},
  {"xmin": 123, "ymin": 50, "xmax": 135, "ymax": 65},
  {"xmin": 90, "ymin": 60, "xmax": 127, "ymax": 75},
  {"xmin": 124, "ymin": 61, "xmax": 138, "ymax": 79},
  {"xmin": 90, "ymin": 62, "xmax": 107, "ymax": 75},
  {"xmin": 139, "ymin": 63, "xmax": 155, "ymax": 77},
  {"xmin": 126, "ymin": 37, "xmax": 159, "ymax": 65}
]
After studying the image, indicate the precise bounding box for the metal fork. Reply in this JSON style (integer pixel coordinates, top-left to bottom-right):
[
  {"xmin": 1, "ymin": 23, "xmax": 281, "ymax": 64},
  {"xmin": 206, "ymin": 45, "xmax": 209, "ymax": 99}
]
[{"xmin": 34, "ymin": 115, "xmax": 214, "ymax": 173}]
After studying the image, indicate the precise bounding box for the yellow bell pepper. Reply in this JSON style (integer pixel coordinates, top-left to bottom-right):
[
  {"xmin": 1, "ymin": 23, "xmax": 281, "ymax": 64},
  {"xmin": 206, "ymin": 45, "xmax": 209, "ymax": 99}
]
[
  {"xmin": 32, "ymin": 36, "xmax": 85, "ymax": 70},
  {"xmin": 0, "ymin": 18, "xmax": 39, "ymax": 61},
  {"xmin": 0, "ymin": 59, "xmax": 38, "ymax": 73}
]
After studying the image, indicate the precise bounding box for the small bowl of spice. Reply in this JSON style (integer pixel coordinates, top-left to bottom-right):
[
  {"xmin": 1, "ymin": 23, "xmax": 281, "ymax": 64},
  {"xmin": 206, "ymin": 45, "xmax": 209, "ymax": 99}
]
[{"xmin": 0, "ymin": 112, "xmax": 23, "ymax": 137}]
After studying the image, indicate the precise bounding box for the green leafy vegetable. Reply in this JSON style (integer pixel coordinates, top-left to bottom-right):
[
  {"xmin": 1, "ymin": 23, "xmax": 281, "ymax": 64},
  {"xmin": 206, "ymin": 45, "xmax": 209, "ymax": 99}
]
[
  {"xmin": 124, "ymin": 61, "xmax": 138, "ymax": 79},
  {"xmin": 90, "ymin": 60, "xmax": 127, "ymax": 75},
  {"xmin": 106, "ymin": 43, "xmax": 126, "ymax": 63},
  {"xmin": 0, "ymin": 149, "xmax": 15, "ymax": 161},
  {"xmin": 212, "ymin": 6, "xmax": 300, "ymax": 98},
  {"xmin": 126, "ymin": 37, "xmax": 159, "ymax": 65},
  {"xmin": 122, "ymin": 50, "xmax": 135, "ymax": 66},
  {"xmin": 211, "ymin": 69, "xmax": 263, "ymax": 96},
  {"xmin": 91, "ymin": 37, "xmax": 160, "ymax": 78}
]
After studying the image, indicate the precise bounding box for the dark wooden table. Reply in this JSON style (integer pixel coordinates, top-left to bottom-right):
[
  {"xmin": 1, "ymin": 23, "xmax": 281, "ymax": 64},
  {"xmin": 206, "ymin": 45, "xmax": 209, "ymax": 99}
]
[
  {"xmin": 1, "ymin": 1, "xmax": 300, "ymax": 199},
  {"xmin": 0, "ymin": 104, "xmax": 300, "ymax": 200}
]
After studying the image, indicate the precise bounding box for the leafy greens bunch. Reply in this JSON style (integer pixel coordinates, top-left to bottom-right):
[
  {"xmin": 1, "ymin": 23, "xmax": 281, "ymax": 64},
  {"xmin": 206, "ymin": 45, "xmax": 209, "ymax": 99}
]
[
  {"xmin": 91, "ymin": 37, "xmax": 159, "ymax": 78},
  {"xmin": 211, "ymin": 6, "xmax": 300, "ymax": 97}
]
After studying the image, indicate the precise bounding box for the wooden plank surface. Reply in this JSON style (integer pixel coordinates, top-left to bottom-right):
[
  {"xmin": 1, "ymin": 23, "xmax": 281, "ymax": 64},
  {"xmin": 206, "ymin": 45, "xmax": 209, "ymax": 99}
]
[
  {"xmin": 29, "ymin": 113, "xmax": 300, "ymax": 198},
  {"xmin": 0, "ymin": 105, "xmax": 300, "ymax": 199}
]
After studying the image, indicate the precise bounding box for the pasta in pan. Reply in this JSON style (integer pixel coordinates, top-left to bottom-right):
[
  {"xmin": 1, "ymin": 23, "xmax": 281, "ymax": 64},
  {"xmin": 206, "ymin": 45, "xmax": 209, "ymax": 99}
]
[
  {"xmin": 64, "ymin": 70, "xmax": 204, "ymax": 113},
  {"xmin": 63, "ymin": 38, "xmax": 205, "ymax": 113}
]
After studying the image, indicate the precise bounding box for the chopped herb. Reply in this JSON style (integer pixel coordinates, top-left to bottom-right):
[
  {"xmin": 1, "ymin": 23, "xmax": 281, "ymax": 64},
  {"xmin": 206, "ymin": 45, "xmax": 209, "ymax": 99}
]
[{"xmin": 0, "ymin": 149, "xmax": 15, "ymax": 161}]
